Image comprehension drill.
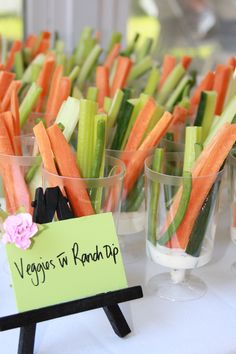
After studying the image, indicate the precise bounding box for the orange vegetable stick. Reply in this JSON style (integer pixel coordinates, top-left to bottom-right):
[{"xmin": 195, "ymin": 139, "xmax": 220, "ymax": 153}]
[
  {"xmin": 104, "ymin": 43, "xmax": 121, "ymax": 70},
  {"xmin": 0, "ymin": 64, "xmax": 5, "ymax": 70},
  {"xmin": 35, "ymin": 54, "xmax": 56, "ymax": 112},
  {"xmin": 5, "ymin": 40, "xmax": 22, "ymax": 70},
  {"xmin": 110, "ymin": 56, "xmax": 132, "ymax": 97},
  {"xmin": 1, "ymin": 111, "xmax": 15, "ymax": 153},
  {"xmin": 174, "ymin": 123, "xmax": 236, "ymax": 249},
  {"xmin": 124, "ymin": 97, "xmax": 157, "ymax": 151},
  {"xmin": 25, "ymin": 34, "xmax": 37, "ymax": 48},
  {"xmin": 45, "ymin": 65, "xmax": 63, "ymax": 115},
  {"xmin": 0, "ymin": 71, "xmax": 15, "ymax": 100},
  {"xmin": 47, "ymin": 124, "xmax": 94, "ymax": 217},
  {"xmin": 96, "ymin": 66, "xmax": 110, "ymax": 108},
  {"xmin": 0, "ymin": 118, "xmax": 32, "ymax": 213},
  {"xmin": 10, "ymin": 86, "xmax": 21, "ymax": 138},
  {"xmin": 190, "ymin": 71, "xmax": 215, "ymax": 108},
  {"xmin": 227, "ymin": 56, "xmax": 236, "ymax": 69},
  {"xmin": 159, "ymin": 55, "xmax": 176, "ymax": 90},
  {"xmin": 181, "ymin": 55, "xmax": 192, "ymax": 70},
  {"xmin": 33, "ymin": 121, "xmax": 58, "ymax": 174},
  {"xmin": 213, "ymin": 64, "xmax": 232, "ymax": 115},
  {"xmin": 123, "ymin": 111, "xmax": 173, "ymax": 197},
  {"xmin": 35, "ymin": 38, "xmax": 50, "ymax": 56},
  {"xmin": 0, "ymin": 80, "xmax": 21, "ymax": 112}
]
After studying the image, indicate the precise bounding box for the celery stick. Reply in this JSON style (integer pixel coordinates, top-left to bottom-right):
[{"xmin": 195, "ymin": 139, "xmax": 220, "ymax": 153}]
[
  {"xmin": 137, "ymin": 37, "xmax": 153, "ymax": 62},
  {"xmin": 107, "ymin": 32, "xmax": 122, "ymax": 54},
  {"xmin": 23, "ymin": 47, "xmax": 32, "ymax": 66},
  {"xmin": 22, "ymin": 54, "xmax": 45, "ymax": 83},
  {"xmin": 125, "ymin": 174, "xmax": 144, "ymax": 212},
  {"xmin": 31, "ymin": 64, "xmax": 41, "ymax": 82},
  {"xmin": 224, "ymin": 70, "xmax": 236, "ymax": 107},
  {"xmin": 56, "ymin": 52, "xmax": 66, "ymax": 67},
  {"xmin": 77, "ymin": 44, "xmax": 102, "ymax": 88},
  {"xmin": 72, "ymin": 85, "xmax": 83, "ymax": 99},
  {"xmin": 148, "ymin": 148, "xmax": 164, "ymax": 245},
  {"xmin": 68, "ymin": 65, "xmax": 80, "ymax": 83},
  {"xmin": 91, "ymin": 115, "xmax": 106, "ymax": 178},
  {"xmin": 165, "ymin": 74, "xmax": 193, "ymax": 112},
  {"xmin": 77, "ymin": 99, "xmax": 98, "ymax": 177},
  {"xmin": 19, "ymin": 83, "xmax": 42, "ymax": 128},
  {"xmin": 55, "ymin": 39, "xmax": 65, "ymax": 53},
  {"xmin": 25, "ymin": 156, "xmax": 42, "ymax": 183},
  {"xmin": 14, "ymin": 50, "xmax": 24, "ymax": 79},
  {"xmin": 104, "ymin": 97, "xmax": 112, "ymax": 113},
  {"xmin": 75, "ymin": 27, "xmax": 93, "ymax": 64},
  {"xmin": 144, "ymin": 67, "xmax": 160, "ymax": 96},
  {"xmin": 55, "ymin": 97, "xmax": 80, "ymax": 141},
  {"xmin": 204, "ymin": 96, "xmax": 236, "ymax": 147},
  {"xmin": 157, "ymin": 63, "xmax": 186, "ymax": 105},
  {"xmin": 183, "ymin": 126, "xmax": 202, "ymax": 172},
  {"xmin": 178, "ymin": 96, "xmax": 190, "ymax": 109},
  {"xmin": 128, "ymin": 56, "xmax": 152, "ymax": 83},
  {"xmin": 109, "ymin": 58, "xmax": 118, "ymax": 86},
  {"xmin": 107, "ymin": 89, "xmax": 124, "ymax": 128},
  {"xmin": 65, "ymin": 54, "xmax": 76, "ymax": 76},
  {"xmin": 86, "ymin": 86, "xmax": 98, "ymax": 101},
  {"xmin": 194, "ymin": 143, "xmax": 203, "ymax": 159}
]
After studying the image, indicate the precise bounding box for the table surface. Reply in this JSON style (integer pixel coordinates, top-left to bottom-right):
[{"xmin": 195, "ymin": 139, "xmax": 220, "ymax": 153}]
[{"xmin": 1, "ymin": 194, "xmax": 236, "ymax": 354}]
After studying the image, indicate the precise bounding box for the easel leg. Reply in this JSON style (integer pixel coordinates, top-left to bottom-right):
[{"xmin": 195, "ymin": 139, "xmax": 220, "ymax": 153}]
[
  {"xmin": 18, "ymin": 323, "xmax": 36, "ymax": 354},
  {"xmin": 103, "ymin": 304, "xmax": 131, "ymax": 338}
]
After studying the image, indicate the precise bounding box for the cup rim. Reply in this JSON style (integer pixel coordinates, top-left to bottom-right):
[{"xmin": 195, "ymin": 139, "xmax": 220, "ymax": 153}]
[{"xmin": 228, "ymin": 147, "xmax": 236, "ymax": 166}]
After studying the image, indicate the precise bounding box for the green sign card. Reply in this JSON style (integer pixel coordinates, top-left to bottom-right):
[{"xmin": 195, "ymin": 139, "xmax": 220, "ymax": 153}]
[{"xmin": 5, "ymin": 213, "xmax": 127, "ymax": 312}]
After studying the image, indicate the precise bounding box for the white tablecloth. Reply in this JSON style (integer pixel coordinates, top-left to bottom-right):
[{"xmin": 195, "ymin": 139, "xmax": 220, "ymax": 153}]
[{"xmin": 1, "ymin": 198, "xmax": 236, "ymax": 354}]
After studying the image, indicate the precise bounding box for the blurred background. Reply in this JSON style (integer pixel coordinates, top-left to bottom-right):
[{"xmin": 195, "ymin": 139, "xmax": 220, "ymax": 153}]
[{"xmin": 1, "ymin": 0, "xmax": 236, "ymax": 72}]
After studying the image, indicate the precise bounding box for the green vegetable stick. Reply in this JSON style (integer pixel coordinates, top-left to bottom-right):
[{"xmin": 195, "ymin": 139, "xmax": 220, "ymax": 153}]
[
  {"xmin": 91, "ymin": 116, "xmax": 106, "ymax": 178},
  {"xmin": 77, "ymin": 99, "xmax": 98, "ymax": 177},
  {"xmin": 144, "ymin": 67, "xmax": 160, "ymax": 96},
  {"xmin": 107, "ymin": 32, "xmax": 122, "ymax": 54},
  {"xmin": 104, "ymin": 97, "xmax": 112, "ymax": 113},
  {"xmin": 55, "ymin": 97, "xmax": 80, "ymax": 141},
  {"xmin": 25, "ymin": 156, "xmax": 42, "ymax": 183},
  {"xmin": 86, "ymin": 86, "xmax": 98, "ymax": 101},
  {"xmin": 157, "ymin": 63, "xmax": 186, "ymax": 105},
  {"xmin": 14, "ymin": 50, "xmax": 24, "ymax": 79},
  {"xmin": 72, "ymin": 85, "xmax": 83, "ymax": 99},
  {"xmin": 68, "ymin": 65, "xmax": 80, "ymax": 83},
  {"xmin": 143, "ymin": 104, "xmax": 165, "ymax": 140},
  {"xmin": 128, "ymin": 56, "xmax": 153, "ymax": 83},
  {"xmin": 19, "ymin": 83, "xmax": 42, "ymax": 128},
  {"xmin": 137, "ymin": 37, "xmax": 153, "ymax": 62},
  {"xmin": 148, "ymin": 148, "xmax": 164, "ymax": 245},
  {"xmin": 158, "ymin": 171, "xmax": 192, "ymax": 246},
  {"xmin": 204, "ymin": 95, "xmax": 236, "ymax": 147},
  {"xmin": 22, "ymin": 54, "xmax": 45, "ymax": 83},
  {"xmin": 183, "ymin": 126, "xmax": 202, "ymax": 172},
  {"xmin": 107, "ymin": 89, "xmax": 124, "ymax": 128},
  {"xmin": 31, "ymin": 64, "xmax": 41, "ymax": 82},
  {"xmin": 122, "ymin": 33, "xmax": 140, "ymax": 57},
  {"xmin": 165, "ymin": 74, "xmax": 193, "ymax": 112},
  {"xmin": 111, "ymin": 101, "xmax": 134, "ymax": 150},
  {"xmin": 77, "ymin": 44, "xmax": 102, "ymax": 88}
]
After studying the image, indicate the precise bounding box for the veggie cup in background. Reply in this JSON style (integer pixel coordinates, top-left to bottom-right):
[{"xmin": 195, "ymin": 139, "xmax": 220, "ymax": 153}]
[
  {"xmin": 145, "ymin": 152, "xmax": 223, "ymax": 301},
  {"xmin": 42, "ymin": 155, "xmax": 125, "ymax": 229}
]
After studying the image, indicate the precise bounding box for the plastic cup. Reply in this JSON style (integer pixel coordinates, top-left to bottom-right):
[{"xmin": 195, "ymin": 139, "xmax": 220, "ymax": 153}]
[{"xmin": 145, "ymin": 152, "xmax": 223, "ymax": 301}]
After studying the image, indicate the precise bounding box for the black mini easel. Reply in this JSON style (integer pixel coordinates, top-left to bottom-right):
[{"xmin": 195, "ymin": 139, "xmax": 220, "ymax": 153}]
[{"xmin": 0, "ymin": 187, "xmax": 143, "ymax": 354}]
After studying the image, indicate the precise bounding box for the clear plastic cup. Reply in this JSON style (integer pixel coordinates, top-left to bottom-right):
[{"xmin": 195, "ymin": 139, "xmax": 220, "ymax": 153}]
[
  {"xmin": 145, "ymin": 152, "xmax": 223, "ymax": 301},
  {"xmin": 22, "ymin": 112, "xmax": 55, "ymax": 135},
  {"xmin": 42, "ymin": 155, "xmax": 125, "ymax": 229},
  {"xmin": 228, "ymin": 148, "xmax": 236, "ymax": 248}
]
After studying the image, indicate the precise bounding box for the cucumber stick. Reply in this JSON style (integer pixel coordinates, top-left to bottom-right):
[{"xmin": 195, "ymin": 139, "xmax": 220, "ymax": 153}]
[
  {"xmin": 128, "ymin": 56, "xmax": 152, "ymax": 83},
  {"xmin": 108, "ymin": 89, "xmax": 124, "ymax": 128},
  {"xmin": 183, "ymin": 126, "xmax": 202, "ymax": 172},
  {"xmin": 165, "ymin": 74, "xmax": 193, "ymax": 112},
  {"xmin": 19, "ymin": 83, "xmax": 42, "ymax": 128},
  {"xmin": 148, "ymin": 148, "xmax": 164, "ymax": 245},
  {"xmin": 77, "ymin": 99, "xmax": 98, "ymax": 177},
  {"xmin": 158, "ymin": 171, "xmax": 192, "ymax": 246},
  {"xmin": 55, "ymin": 97, "xmax": 80, "ymax": 141},
  {"xmin": 194, "ymin": 91, "xmax": 217, "ymax": 142},
  {"xmin": 157, "ymin": 63, "xmax": 186, "ymax": 105},
  {"xmin": 111, "ymin": 101, "xmax": 134, "ymax": 150},
  {"xmin": 204, "ymin": 95, "xmax": 236, "ymax": 147},
  {"xmin": 144, "ymin": 67, "xmax": 160, "ymax": 96}
]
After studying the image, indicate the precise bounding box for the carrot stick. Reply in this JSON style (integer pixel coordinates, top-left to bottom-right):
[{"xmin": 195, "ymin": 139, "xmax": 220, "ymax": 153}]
[
  {"xmin": 35, "ymin": 38, "xmax": 50, "ymax": 56},
  {"xmin": 10, "ymin": 86, "xmax": 21, "ymax": 137},
  {"xmin": 5, "ymin": 40, "xmax": 22, "ymax": 70},
  {"xmin": 33, "ymin": 121, "xmax": 58, "ymax": 174},
  {"xmin": 0, "ymin": 80, "xmax": 21, "ymax": 112},
  {"xmin": 181, "ymin": 55, "xmax": 192, "ymax": 70},
  {"xmin": 25, "ymin": 34, "xmax": 37, "ymax": 49},
  {"xmin": 213, "ymin": 64, "xmax": 232, "ymax": 115},
  {"xmin": 96, "ymin": 66, "xmax": 110, "ymax": 108},
  {"xmin": 190, "ymin": 71, "xmax": 215, "ymax": 109},
  {"xmin": 104, "ymin": 43, "xmax": 121, "ymax": 70},
  {"xmin": 110, "ymin": 56, "xmax": 133, "ymax": 97},
  {"xmin": 0, "ymin": 71, "xmax": 15, "ymax": 100},
  {"xmin": 124, "ymin": 97, "xmax": 156, "ymax": 151},
  {"xmin": 45, "ymin": 65, "xmax": 63, "ymax": 115},
  {"xmin": 123, "ymin": 111, "xmax": 173, "ymax": 197},
  {"xmin": 1, "ymin": 111, "xmax": 15, "ymax": 153},
  {"xmin": 227, "ymin": 56, "xmax": 236, "ymax": 69},
  {"xmin": 47, "ymin": 124, "xmax": 94, "ymax": 217},
  {"xmin": 158, "ymin": 55, "xmax": 176, "ymax": 90},
  {"xmin": 35, "ymin": 54, "xmax": 55, "ymax": 112}
]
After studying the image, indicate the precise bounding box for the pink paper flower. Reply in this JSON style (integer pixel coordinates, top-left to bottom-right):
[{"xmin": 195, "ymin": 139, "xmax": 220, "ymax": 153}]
[{"xmin": 2, "ymin": 213, "xmax": 38, "ymax": 250}]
